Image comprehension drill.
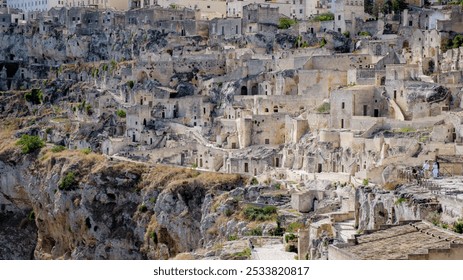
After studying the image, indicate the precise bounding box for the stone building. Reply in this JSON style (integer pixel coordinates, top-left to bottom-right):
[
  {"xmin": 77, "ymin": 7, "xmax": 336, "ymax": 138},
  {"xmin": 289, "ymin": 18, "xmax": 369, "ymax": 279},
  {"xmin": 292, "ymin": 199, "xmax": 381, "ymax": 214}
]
[
  {"xmin": 65, "ymin": 0, "xmax": 129, "ymax": 10},
  {"xmin": 209, "ymin": 17, "xmax": 241, "ymax": 37},
  {"xmin": 330, "ymin": 85, "xmax": 386, "ymax": 129},
  {"xmin": 126, "ymin": 5, "xmax": 195, "ymax": 25},
  {"xmin": 157, "ymin": 0, "xmax": 226, "ymax": 20},
  {"xmin": 8, "ymin": 0, "xmax": 64, "ymax": 12},
  {"xmin": 242, "ymin": 3, "xmax": 279, "ymax": 34}
]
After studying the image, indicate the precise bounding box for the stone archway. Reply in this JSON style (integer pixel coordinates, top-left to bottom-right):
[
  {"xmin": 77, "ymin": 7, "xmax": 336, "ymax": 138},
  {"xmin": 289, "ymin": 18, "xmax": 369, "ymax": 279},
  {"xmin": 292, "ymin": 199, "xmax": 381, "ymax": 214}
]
[{"xmin": 241, "ymin": 86, "xmax": 248, "ymax": 95}]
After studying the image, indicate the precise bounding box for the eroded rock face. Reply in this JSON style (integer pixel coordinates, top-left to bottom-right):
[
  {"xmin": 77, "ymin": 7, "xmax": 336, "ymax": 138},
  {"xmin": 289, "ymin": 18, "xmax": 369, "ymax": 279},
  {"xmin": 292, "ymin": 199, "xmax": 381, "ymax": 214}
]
[
  {"xmin": 0, "ymin": 211, "xmax": 37, "ymax": 260},
  {"xmin": 355, "ymin": 186, "xmax": 440, "ymax": 230},
  {"xmin": 0, "ymin": 149, "xmax": 247, "ymax": 260}
]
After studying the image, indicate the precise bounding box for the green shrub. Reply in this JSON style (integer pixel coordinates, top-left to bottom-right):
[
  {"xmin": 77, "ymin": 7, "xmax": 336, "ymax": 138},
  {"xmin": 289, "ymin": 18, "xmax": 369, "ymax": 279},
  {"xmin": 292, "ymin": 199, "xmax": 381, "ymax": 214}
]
[
  {"xmin": 285, "ymin": 233, "xmax": 298, "ymax": 243},
  {"xmin": 149, "ymin": 197, "xmax": 157, "ymax": 204},
  {"xmin": 397, "ymin": 126, "xmax": 416, "ymax": 133},
  {"xmin": 102, "ymin": 64, "xmax": 108, "ymax": 72},
  {"xmin": 24, "ymin": 89, "xmax": 43, "ymax": 105},
  {"xmin": 16, "ymin": 135, "xmax": 45, "ymax": 154},
  {"xmin": 233, "ymin": 247, "xmax": 251, "ymax": 257},
  {"xmin": 316, "ymin": 102, "xmax": 330, "ymax": 113},
  {"xmin": 138, "ymin": 204, "xmax": 148, "ymax": 213},
  {"xmin": 426, "ymin": 211, "xmax": 441, "ymax": 226},
  {"xmin": 116, "ymin": 109, "xmax": 126, "ymax": 118},
  {"xmin": 287, "ymin": 222, "xmax": 304, "ymax": 233},
  {"xmin": 85, "ymin": 104, "xmax": 92, "ymax": 115},
  {"xmin": 59, "ymin": 172, "xmax": 77, "ymax": 190},
  {"xmin": 81, "ymin": 148, "xmax": 92, "ymax": 155},
  {"xmin": 454, "ymin": 220, "xmax": 463, "ymax": 234},
  {"xmin": 248, "ymin": 226, "xmax": 263, "ymax": 236},
  {"xmin": 278, "ymin": 18, "xmax": 297, "ymax": 29},
  {"xmin": 224, "ymin": 209, "xmax": 234, "ymax": 217},
  {"xmin": 312, "ymin": 13, "xmax": 334, "ymax": 22},
  {"xmin": 362, "ymin": 178, "xmax": 369, "ymax": 186},
  {"xmin": 270, "ymin": 221, "xmax": 285, "ymax": 236},
  {"xmin": 28, "ymin": 210, "xmax": 35, "ymax": 221},
  {"xmin": 450, "ymin": 34, "xmax": 463, "ymax": 49},
  {"xmin": 51, "ymin": 145, "xmax": 66, "ymax": 153},
  {"xmin": 343, "ymin": 31, "xmax": 350, "ymax": 38},
  {"xmin": 110, "ymin": 60, "xmax": 118, "ymax": 72},
  {"xmin": 320, "ymin": 37, "xmax": 327, "ymax": 47},
  {"xmin": 127, "ymin": 80, "xmax": 135, "ymax": 89},
  {"xmin": 273, "ymin": 183, "xmax": 281, "ymax": 190},
  {"xmin": 243, "ymin": 205, "xmax": 277, "ymax": 221},
  {"xmin": 358, "ymin": 31, "xmax": 371, "ymax": 37},
  {"xmin": 250, "ymin": 177, "xmax": 258, "ymax": 185},
  {"xmin": 395, "ymin": 197, "xmax": 407, "ymax": 205},
  {"xmin": 78, "ymin": 101, "xmax": 86, "ymax": 111},
  {"xmin": 228, "ymin": 235, "xmax": 238, "ymax": 241},
  {"xmin": 91, "ymin": 68, "xmax": 99, "ymax": 78}
]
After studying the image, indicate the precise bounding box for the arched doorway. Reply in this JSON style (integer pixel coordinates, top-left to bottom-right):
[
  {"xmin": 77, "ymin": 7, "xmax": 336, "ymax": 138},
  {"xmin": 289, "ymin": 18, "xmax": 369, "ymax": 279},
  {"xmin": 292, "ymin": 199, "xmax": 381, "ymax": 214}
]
[
  {"xmin": 251, "ymin": 85, "xmax": 258, "ymax": 95},
  {"xmin": 241, "ymin": 86, "xmax": 247, "ymax": 95}
]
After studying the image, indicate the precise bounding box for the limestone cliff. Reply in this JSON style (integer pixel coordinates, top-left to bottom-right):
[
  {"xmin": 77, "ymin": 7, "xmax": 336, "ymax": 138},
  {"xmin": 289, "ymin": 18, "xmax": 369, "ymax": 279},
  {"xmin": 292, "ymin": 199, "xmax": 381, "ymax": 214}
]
[{"xmin": 0, "ymin": 140, "xmax": 250, "ymax": 259}]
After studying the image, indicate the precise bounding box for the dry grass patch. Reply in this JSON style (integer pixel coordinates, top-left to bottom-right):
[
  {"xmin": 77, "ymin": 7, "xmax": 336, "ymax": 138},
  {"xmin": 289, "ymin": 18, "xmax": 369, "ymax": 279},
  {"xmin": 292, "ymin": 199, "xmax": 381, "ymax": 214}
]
[
  {"xmin": 141, "ymin": 165, "xmax": 245, "ymax": 191},
  {"xmin": 383, "ymin": 179, "xmax": 406, "ymax": 191}
]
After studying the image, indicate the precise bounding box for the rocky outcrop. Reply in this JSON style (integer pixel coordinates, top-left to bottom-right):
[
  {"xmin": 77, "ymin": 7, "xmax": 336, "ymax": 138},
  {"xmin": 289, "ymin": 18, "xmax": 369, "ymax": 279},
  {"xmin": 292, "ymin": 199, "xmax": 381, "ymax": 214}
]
[
  {"xmin": 355, "ymin": 185, "xmax": 440, "ymax": 230},
  {"xmin": 0, "ymin": 143, "xmax": 252, "ymax": 259}
]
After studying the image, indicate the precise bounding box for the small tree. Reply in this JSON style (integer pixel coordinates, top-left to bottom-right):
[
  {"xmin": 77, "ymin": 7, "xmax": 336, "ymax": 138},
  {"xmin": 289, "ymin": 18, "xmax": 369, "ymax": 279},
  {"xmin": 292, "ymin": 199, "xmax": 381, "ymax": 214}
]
[
  {"xmin": 24, "ymin": 89, "xmax": 43, "ymax": 105},
  {"xmin": 278, "ymin": 18, "xmax": 296, "ymax": 29},
  {"xmin": 454, "ymin": 220, "xmax": 463, "ymax": 234},
  {"xmin": 59, "ymin": 172, "xmax": 77, "ymax": 190},
  {"xmin": 116, "ymin": 109, "xmax": 126, "ymax": 118},
  {"xmin": 16, "ymin": 135, "xmax": 45, "ymax": 154}
]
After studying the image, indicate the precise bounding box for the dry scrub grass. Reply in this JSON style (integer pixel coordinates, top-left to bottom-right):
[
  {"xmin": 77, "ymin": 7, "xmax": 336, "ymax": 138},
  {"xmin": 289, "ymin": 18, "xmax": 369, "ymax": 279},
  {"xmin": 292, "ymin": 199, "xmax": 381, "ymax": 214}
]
[
  {"xmin": 141, "ymin": 165, "xmax": 245, "ymax": 191},
  {"xmin": 0, "ymin": 120, "xmax": 20, "ymax": 156},
  {"xmin": 383, "ymin": 179, "xmax": 406, "ymax": 191}
]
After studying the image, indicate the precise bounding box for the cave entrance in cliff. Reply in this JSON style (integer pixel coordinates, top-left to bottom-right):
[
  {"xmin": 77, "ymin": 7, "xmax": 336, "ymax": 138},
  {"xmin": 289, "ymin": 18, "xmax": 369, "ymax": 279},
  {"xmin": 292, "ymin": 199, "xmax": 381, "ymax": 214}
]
[
  {"xmin": 317, "ymin": 163, "xmax": 322, "ymax": 173},
  {"xmin": 374, "ymin": 109, "xmax": 379, "ymax": 117},
  {"xmin": 390, "ymin": 207, "xmax": 396, "ymax": 223},
  {"xmin": 251, "ymin": 85, "xmax": 258, "ymax": 95},
  {"xmin": 241, "ymin": 86, "xmax": 247, "ymax": 95},
  {"xmin": 402, "ymin": 40, "xmax": 409, "ymax": 49},
  {"xmin": 275, "ymin": 157, "xmax": 279, "ymax": 168},
  {"xmin": 312, "ymin": 198, "xmax": 318, "ymax": 211}
]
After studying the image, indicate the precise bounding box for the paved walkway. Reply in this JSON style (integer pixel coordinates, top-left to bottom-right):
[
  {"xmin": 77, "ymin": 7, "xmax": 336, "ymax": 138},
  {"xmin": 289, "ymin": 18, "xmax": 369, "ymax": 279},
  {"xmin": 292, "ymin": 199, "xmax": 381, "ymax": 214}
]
[{"xmin": 251, "ymin": 241, "xmax": 297, "ymax": 260}]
